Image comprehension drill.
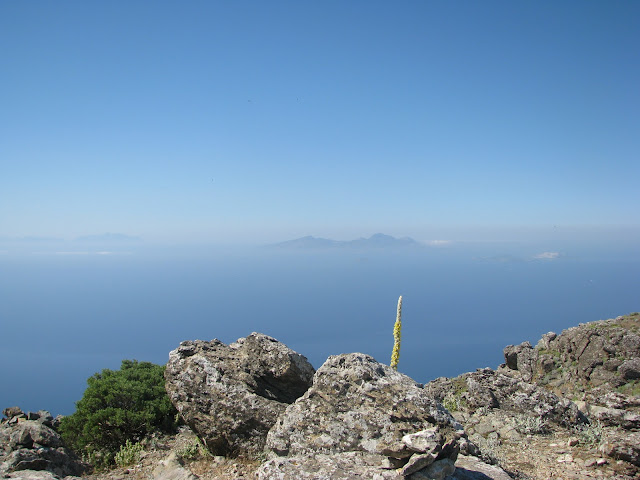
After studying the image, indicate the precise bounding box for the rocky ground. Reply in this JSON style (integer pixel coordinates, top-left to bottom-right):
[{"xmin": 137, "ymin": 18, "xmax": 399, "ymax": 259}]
[
  {"xmin": 83, "ymin": 427, "xmax": 260, "ymax": 480},
  {"xmin": 3, "ymin": 313, "xmax": 639, "ymax": 479}
]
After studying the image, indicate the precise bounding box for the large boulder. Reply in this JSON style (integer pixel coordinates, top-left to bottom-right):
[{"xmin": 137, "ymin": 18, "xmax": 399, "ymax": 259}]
[
  {"xmin": 164, "ymin": 332, "xmax": 315, "ymax": 457},
  {"xmin": 262, "ymin": 353, "xmax": 465, "ymax": 479}
]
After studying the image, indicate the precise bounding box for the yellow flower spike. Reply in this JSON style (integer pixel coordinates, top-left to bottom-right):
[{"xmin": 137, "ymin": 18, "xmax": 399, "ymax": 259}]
[{"xmin": 390, "ymin": 295, "xmax": 402, "ymax": 370}]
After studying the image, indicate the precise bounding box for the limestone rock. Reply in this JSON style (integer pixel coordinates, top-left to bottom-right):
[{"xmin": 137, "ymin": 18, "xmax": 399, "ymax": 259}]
[
  {"xmin": 256, "ymin": 452, "xmax": 513, "ymax": 480},
  {"xmin": 256, "ymin": 451, "xmax": 403, "ymax": 480},
  {"xmin": 402, "ymin": 428, "xmax": 441, "ymax": 454},
  {"xmin": 447, "ymin": 455, "xmax": 513, "ymax": 479},
  {"xmin": 424, "ymin": 368, "xmax": 585, "ymax": 428},
  {"xmin": 503, "ymin": 342, "xmax": 537, "ymax": 381},
  {"xmin": 0, "ymin": 418, "xmax": 87, "ymax": 478},
  {"xmin": 152, "ymin": 452, "xmax": 199, "ymax": 480},
  {"xmin": 3, "ymin": 407, "xmax": 25, "ymax": 421},
  {"xmin": 601, "ymin": 431, "xmax": 640, "ymax": 466},
  {"xmin": 3, "ymin": 470, "xmax": 67, "ymax": 480},
  {"xmin": 408, "ymin": 458, "xmax": 456, "ymax": 479},
  {"xmin": 266, "ymin": 353, "xmax": 460, "ymax": 459},
  {"xmin": 503, "ymin": 313, "xmax": 640, "ymax": 396},
  {"xmin": 164, "ymin": 332, "xmax": 315, "ymax": 457}
]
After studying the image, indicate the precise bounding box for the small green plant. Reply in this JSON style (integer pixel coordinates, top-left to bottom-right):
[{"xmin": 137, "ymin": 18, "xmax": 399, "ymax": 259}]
[
  {"xmin": 442, "ymin": 392, "xmax": 467, "ymax": 412},
  {"xmin": 176, "ymin": 437, "xmax": 209, "ymax": 461},
  {"xmin": 390, "ymin": 295, "xmax": 402, "ymax": 370},
  {"xmin": 617, "ymin": 379, "xmax": 640, "ymax": 396},
  {"xmin": 513, "ymin": 414, "xmax": 549, "ymax": 435},
  {"xmin": 574, "ymin": 420, "xmax": 604, "ymax": 449},
  {"xmin": 114, "ymin": 440, "xmax": 143, "ymax": 467}
]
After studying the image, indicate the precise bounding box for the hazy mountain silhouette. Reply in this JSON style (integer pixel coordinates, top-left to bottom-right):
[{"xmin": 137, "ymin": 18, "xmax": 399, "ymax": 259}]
[{"xmin": 270, "ymin": 233, "xmax": 422, "ymax": 249}]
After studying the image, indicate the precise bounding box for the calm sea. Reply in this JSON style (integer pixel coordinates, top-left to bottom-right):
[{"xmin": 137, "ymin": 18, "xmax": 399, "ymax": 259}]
[{"xmin": 1, "ymin": 243, "xmax": 638, "ymax": 415}]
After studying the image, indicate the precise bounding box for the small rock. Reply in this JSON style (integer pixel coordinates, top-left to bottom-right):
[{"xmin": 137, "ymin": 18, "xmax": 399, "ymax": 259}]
[
  {"xmin": 3, "ymin": 407, "xmax": 24, "ymax": 420},
  {"xmin": 409, "ymin": 458, "xmax": 456, "ymax": 479},
  {"xmin": 584, "ymin": 458, "xmax": 597, "ymax": 467},
  {"xmin": 400, "ymin": 452, "xmax": 436, "ymax": 476},
  {"xmin": 402, "ymin": 428, "xmax": 441, "ymax": 454},
  {"xmin": 568, "ymin": 437, "xmax": 579, "ymax": 447},
  {"xmin": 380, "ymin": 457, "xmax": 406, "ymax": 469}
]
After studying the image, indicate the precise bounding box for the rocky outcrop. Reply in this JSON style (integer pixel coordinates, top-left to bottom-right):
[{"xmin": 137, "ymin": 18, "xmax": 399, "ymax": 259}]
[
  {"xmin": 164, "ymin": 333, "xmax": 315, "ymax": 457},
  {"xmin": 0, "ymin": 407, "xmax": 87, "ymax": 479},
  {"xmin": 502, "ymin": 313, "xmax": 640, "ymax": 397},
  {"xmin": 259, "ymin": 353, "xmax": 511, "ymax": 479},
  {"xmin": 424, "ymin": 313, "xmax": 640, "ymax": 479},
  {"xmin": 425, "ymin": 367, "xmax": 586, "ymax": 429}
]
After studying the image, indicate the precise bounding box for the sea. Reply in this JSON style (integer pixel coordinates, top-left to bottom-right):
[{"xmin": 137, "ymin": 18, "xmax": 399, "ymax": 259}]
[{"xmin": 1, "ymin": 240, "xmax": 638, "ymax": 416}]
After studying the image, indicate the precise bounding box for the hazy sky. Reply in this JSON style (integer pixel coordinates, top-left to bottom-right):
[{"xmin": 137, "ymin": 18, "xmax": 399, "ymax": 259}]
[{"xmin": 1, "ymin": 1, "xmax": 638, "ymax": 244}]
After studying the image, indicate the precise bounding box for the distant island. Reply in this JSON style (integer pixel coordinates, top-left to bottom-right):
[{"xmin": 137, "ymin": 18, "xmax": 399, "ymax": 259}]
[{"xmin": 268, "ymin": 233, "xmax": 423, "ymax": 249}]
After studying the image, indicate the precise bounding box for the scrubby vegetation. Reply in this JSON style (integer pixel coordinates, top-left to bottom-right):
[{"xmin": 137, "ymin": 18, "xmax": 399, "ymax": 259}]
[
  {"xmin": 58, "ymin": 359, "xmax": 178, "ymax": 468},
  {"xmin": 114, "ymin": 439, "xmax": 144, "ymax": 467}
]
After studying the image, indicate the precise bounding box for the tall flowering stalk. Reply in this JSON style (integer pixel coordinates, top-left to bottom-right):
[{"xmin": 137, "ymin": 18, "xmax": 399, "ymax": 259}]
[{"xmin": 390, "ymin": 295, "xmax": 402, "ymax": 370}]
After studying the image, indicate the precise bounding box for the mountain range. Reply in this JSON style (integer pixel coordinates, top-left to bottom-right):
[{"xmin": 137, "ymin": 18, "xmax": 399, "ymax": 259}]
[{"xmin": 269, "ymin": 233, "xmax": 422, "ymax": 249}]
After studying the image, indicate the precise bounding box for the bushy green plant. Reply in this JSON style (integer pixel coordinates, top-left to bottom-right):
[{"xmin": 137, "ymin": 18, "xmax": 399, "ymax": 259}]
[
  {"xmin": 114, "ymin": 439, "xmax": 144, "ymax": 467},
  {"xmin": 59, "ymin": 360, "xmax": 178, "ymax": 467},
  {"xmin": 512, "ymin": 414, "xmax": 549, "ymax": 435},
  {"xmin": 176, "ymin": 437, "xmax": 210, "ymax": 461},
  {"xmin": 574, "ymin": 420, "xmax": 604, "ymax": 449}
]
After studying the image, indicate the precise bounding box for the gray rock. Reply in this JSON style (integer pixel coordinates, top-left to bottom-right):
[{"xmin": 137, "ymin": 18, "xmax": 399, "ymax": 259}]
[
  {"xmin": 0, "ymin": 419, "xmax": 86, "ymax": 478},
  {"xmin": 503, "ymin": 342, "xmax": 537, "ymax": 381},
  {"xmin": 266, "ymin": 353, "xmax": 460, "ymax": 460},
  {"xmin": 400, "ymin": 453, "xmax": 437, "ymax": 476},
  {"xmin": 409, "ymin": 458, "xmax": 455, "ymax": 479},
  {"xmin": 402, "ymin": 428, "xmax": 441, "ymax": 454},
  {"xmin": 3, "ymin": 407, "xmax": 25, "ymax": 420},
  {"xmin": 535, "ymin": 332, "xmax": 557, "ymax": 350},
  {"xmin": 256, "ymin": 451, "xmax": 403, "ymax": 479},
  {"xmin": 601, "ymin": 431, "xmax": 640, "ymax": 466},
  {"xmin": 590, "ymin": 406, "xmax": 640, "ymax": 429},
  {"xmin": 1, "ymin": 447, "xmax": 86, "ymax": 477},
  {"xmin": 4, "ymin": 470, "xmax": 66, "ymax": 480},
  {"xmin": 447, "ymin": 454, "xmax": 513, "ymax": 479},
  {"xmin": 35, "ymin": 412, "xmax": 54, "ymax": 428},
  {"xmin": 164, "ymin": 332, "xmax": 314, "ymax": 457},
  {"xmin": 619, "ymin": 358, "xmax": 640, "ymax": 380},
  {"xmin": 152, "ymin": 452, "xmax": 199, "ymax": 480},
  {"xmin": 424, "ymin": 368, "xmax": 585, "ymax": 428},
  {"xmin": 513, "ymin": 315, "xmax": 640, "ymax": 395},
  {"xmin": 8, "ymin": 422, "xmax": 62, "ymax": 449}
]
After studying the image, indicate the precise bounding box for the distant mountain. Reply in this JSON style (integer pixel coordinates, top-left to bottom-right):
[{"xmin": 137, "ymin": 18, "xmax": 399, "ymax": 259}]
[
  {"xmin": 270, "ymin": 233, "xmax": 422, "ymax": 249},
  {"xmin": 272, "ymin": 236, "xmax": 342, "ymax": 249}
]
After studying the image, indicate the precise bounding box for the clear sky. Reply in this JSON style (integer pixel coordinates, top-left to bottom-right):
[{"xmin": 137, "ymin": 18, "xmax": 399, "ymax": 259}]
[{"xmin": 1, "ymin": 1, "xmax": 638, "ymax": 245}]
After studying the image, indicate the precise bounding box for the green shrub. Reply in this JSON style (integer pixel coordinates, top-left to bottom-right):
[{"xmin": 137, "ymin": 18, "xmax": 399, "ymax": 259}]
[
  {"xmin": 176, "ymin": 437, "xmax": 210, "ymax": 461},
  {"xmin": 574, "ymin": 419, "xmax": 604, "ymax": 449},
  {"xmin": 59, "ymin": 360, "xmax": 178, "ymax": 467},
  {"xmin": 512, "ymin": 414, "xmax": 549, "ymax": 435},
  {"xmin": 114, "ymin": 440, "xmax": 144, "ymax": 467}
]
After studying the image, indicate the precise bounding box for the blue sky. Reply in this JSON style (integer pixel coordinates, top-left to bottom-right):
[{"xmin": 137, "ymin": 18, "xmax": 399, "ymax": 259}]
[{"xmin": 1, "ymin": 1, "xmax": 638, "ymax": 245}]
